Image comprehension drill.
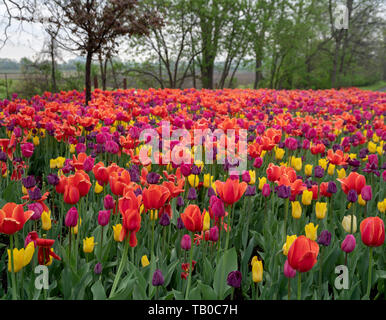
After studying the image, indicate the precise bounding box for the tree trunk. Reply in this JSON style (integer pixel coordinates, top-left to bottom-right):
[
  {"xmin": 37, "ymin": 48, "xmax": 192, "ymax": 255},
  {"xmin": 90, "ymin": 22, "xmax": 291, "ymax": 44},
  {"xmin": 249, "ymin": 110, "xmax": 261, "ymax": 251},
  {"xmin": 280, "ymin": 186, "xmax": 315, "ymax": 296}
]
[
  {"xmin": 200, "ymin": 54, "xmax": 215, "ymax": 89},
  {"xmin": 50, "ymin": 37, "xmax": 57, "ymax": 92},
  {"xmin": 331, "ymin": 39, "xmax": 340, "ymax": 88},
  {"xmin": 85, "ymin": 51, "xmax": 93, "ymax": 105},
  {"xmin": 254, "ymin": 57, "xmax": 263, "ymax": 89}
]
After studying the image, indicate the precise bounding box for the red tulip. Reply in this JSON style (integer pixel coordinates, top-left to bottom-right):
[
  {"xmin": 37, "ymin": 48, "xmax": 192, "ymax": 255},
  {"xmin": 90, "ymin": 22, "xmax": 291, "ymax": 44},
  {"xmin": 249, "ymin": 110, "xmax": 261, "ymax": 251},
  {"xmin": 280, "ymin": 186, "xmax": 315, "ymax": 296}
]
[
  {"xmin": 0, "ymin": 203, "xmax": 33, "ymax": 235},
  {"xmin": 337, "ymin": 172, "xmax": 366, "ymax": 195},
  {"xmin": 360, "ymin": 217, "xmax": 385, "ymax": 247},
  {"xmin": 120, "ymin": 209, "xmax": 141, "ymax": 247},
  {"xmin": 142, "ymin": 184, "xmax": 170, "ymax": 211},
  {"xmin": 288, "ymin": 235, "xmax": 319, "ymax": 272}
]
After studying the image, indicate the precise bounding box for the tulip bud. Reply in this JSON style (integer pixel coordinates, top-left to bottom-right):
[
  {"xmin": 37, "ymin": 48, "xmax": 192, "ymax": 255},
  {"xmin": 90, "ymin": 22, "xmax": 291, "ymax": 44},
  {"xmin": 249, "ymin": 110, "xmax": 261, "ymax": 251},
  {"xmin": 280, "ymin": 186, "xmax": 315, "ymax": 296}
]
[
  {"xmin": 317, "ymin": 230, "xmax": 331, "ymax": 246},
  {"xmin": 347, "ymin": 189, "xmax": 358, "ymax": 203},
  {"xmin": 241, "ymin": 171, "xmax": 251, "ymax": 183},
  {"xmin": 187, "ymin": 187, "xmax": 197, "ymax": 200},
  {"xmin": 65, "ymin": 207, "xmax": 78, "ymax": 227},
  {"xmin": 112, "ymin": 224, "xmax": 122, "ymax": 242},
  {"xmin": 209, "ymin": 226, "xmax": 219, "ymax": 242},
  {"xmin": 253, "ymin": 157, "xmax": 263, "ymax": 168},
  {"xmin": 262, "ymin": 183, "xmax": 271, "ymax": 197},
  {"xmin": 41, "ymin": 211, "xmax": 51, "ymax": 231},
  {"xmin": 209, "ymin": 196, "xmax": 225, "ymax": 218},
  {"xmin": 177, "ymin": 217, "xmax": 185, "ymax": 230},
  {"xmin": 342, "ymin": 215, "xmax": 357, "ymax": 233},
  {"xmin": 291, "ymin": 201, "xmax": 302, "ymax": 219},
  {"xmin": 227, "ymin": 270, "xmax": 242, "ymax": 288},
  {"xmin": 202, "ymin": 210, "xmax": 210, "ymax": 231},
  {"xmin": 103, "ymin": 194, "xmax": 115, "ymax": 210},
  {"xmin": 141, "ymin": 255, "xmax": 150, "ymax": 267},
  {"xmin": 284, "ymin": 259, "xmax": 296, "ymax": 278},
  {"xmin": 361, "ymin": 185, "xmax": 372, "ymax": 201},
  {"xmin": 251, "ymin": 258, "xmax": 263, "ymax": 283},
  {"xmin": 341, "ymin": 234, "xmax": 356, "ymax": 253},
  {"xmin": 98, "ymin": 210, "xmax": 111, "ymax": 227},
  {"xmin": 181, "ymin": 234, "xmax": 191, "ymax": 250},
  {"xmin": 152, "ymin": 269, "xmax": 165, "ymax": 286},
  {"xmin": 94, "ymin": 262, "xmax": 102, "ymax": 274},
  {"xmin": 159, "ymin": 213, "xmax": 170, "ymax": 226},
  {"xmin": 315, "ymin": 202, "xmax": 327, "ymax": 219},
  {"xmin": 304, "ymin": 164, "xmax": 313, "ymax": 177},
  {"xmin": 327, "ymin": 181, "xmax": 337, "ymax": 194}
]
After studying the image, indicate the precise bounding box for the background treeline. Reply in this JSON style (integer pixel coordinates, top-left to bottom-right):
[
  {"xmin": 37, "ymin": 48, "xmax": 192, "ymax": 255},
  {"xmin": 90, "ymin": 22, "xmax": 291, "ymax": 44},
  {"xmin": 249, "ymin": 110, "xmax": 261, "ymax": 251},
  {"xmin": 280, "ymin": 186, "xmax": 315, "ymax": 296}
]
[{"xmin": 1, "ymin": 0, "xmax": 385, "ymax": 100}]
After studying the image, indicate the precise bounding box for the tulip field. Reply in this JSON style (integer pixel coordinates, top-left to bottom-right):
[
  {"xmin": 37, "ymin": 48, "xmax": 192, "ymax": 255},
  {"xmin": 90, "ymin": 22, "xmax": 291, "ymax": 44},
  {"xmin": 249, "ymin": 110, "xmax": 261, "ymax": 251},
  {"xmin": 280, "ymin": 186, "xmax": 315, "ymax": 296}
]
[{"xmin": 0, "ymin": 87, "xmax": 385, "ymax": 301}]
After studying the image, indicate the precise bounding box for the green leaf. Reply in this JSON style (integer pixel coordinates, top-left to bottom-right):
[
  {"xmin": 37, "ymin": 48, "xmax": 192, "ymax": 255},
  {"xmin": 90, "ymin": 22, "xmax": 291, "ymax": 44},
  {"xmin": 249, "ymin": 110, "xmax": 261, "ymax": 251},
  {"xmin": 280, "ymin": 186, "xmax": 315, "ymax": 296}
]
[
  {"xmin": 91, "ymin": 280, "xmax": 107, "ymax": 300},
  {"xmin": 198, "ymin": 281, "xmax": 217, "ymax": 300},
  {"xmin": 213, "ymin": 247, "xmax": 238, "ymax": 299},
  {"xmin": 375, "ymin": 270, "xmax": 386, "ymax": 279},
  {"xmin": 188, "ymin": 286, "xmax": 201, "ymax": 299}
]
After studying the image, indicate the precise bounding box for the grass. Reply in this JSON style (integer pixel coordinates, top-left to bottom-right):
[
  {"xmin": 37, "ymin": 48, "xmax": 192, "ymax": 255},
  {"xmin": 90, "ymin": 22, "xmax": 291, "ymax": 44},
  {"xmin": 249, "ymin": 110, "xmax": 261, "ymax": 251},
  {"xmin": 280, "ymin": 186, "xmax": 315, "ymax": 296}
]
[{"xmin": 357, "ymin": 80, "xmax": 386, "ymax": 91}]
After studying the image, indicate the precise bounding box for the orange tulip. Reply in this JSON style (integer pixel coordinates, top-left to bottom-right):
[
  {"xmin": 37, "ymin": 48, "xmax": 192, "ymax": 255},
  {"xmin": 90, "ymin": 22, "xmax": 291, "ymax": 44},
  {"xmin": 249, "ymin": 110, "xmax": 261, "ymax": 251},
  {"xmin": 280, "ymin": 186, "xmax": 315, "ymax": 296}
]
[
  {"xmin": 214, "ymin": 178, "xmax": 247, "ymax": 206},
  {"xmin": 109, "ymin": 170, "xmax": 131, "ymax": 196},
  {"xmin": 180, "ymin": 204, "xmax": 204, "ymax": 232},
  {"xmin": 142, "ymin": 184, "xmax": 170, "ymax": 211},
  {"xmin": 337, "ymin": 171, "xmax": 366, "ymax": 195},
  {"xmin": 327, "ymin": 149, "xmax": 349, "ymax": 166},
  {"xmin": 0, "ymin": 203, "xmax": 34, "ymax": 235},
  {"xmin": 266, "ymin": 163, "xmax": 281, "ymax": 182}
]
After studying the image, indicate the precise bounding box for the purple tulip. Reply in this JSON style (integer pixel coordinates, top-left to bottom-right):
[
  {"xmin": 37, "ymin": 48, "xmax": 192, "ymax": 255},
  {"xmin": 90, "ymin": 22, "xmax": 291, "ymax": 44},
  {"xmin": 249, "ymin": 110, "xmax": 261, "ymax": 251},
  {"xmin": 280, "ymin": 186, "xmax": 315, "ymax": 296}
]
[
  {"xmin": 22, "ymin": 176, "xmax": 36, "ymax": 189},
  {"xmin": 181, "ymin": 234, "xmax": 191, "ymax": 250},
  {"xmin": 65, "ymin": 207, "xmax": 78, "ymax": 227},
  {"xmin": 103, "ymin": 194, "xmax": 115, "ymax": 210},
  {"xmin": 177, "ymin": 217, "xmax": 185, "ymax": 230},
  {"xmin": 276, "ymin": 185, "xmax": 291, "ymax": 199},
  {"xmin": 262, "ymin": 183, "xmax": 271, "ymax": 197},
  {"xmin": 28, "ymin": 187, "xmax": 42, "ymax": 201},
  {"xmin": 187, "ymin": 187, "xmax": 197, "ymax": 200},
  {"xmin": 146, "ymin": 172, "xmax": 161, "ymax": 184},
  {"xmin": 361, "ymin": 185, "xmax": 372, "ymax": 201},
  {"xmin": 209, "ymin": 196, "xmax": 225, "ymax": 218},
  {"xmin": 245, "ymin": 185, "xmax": 256, "ymax": 196},
  {"xmin": 152, "ymin": 269, "xmax": 165, "ymax": 286},
  {"xmin": 28, "ymin": 202, "xmax": 44, "ymax": 221},
  {"xmin": 317, "ymin": 230, "xmax": 332, "ymax": 246},
  {"xmin": 83, "ymin": 156, "xmax": 95, "ymax": 171},
  {"xmin": 227, "ymin": 271, "xmax": 242, "ymax": 288},
  {"xmin": 159, "ymin": 213, "xmax": 170, "ymax": 226},
  {"xmin": 341, "ymin": 234, "xmax": 356, "ymax": 253},
  {"xmin": 94, "ymin": 262, "xmax": 103, "ymax": 274},
  {"xmin": 209, "ymin": 226, "xmax": 219, "ymax": 242},
  {"xmin": 47, "ymin": 173, "xmax": 59, "ymax": 186},
  {"xmin": 314, "ymin": 166, "xmax": 324, "ymax": 178},
  {"xmin": 98, "ymin": 210, "xmax": 111, "ymax": 227},
  {"xmin": 347, "ymin": 189, "xmax": 358, "ymax": 203},
  {"xmin": 284, "ymin": 259, "xmax": 296, "ymax": 278}
]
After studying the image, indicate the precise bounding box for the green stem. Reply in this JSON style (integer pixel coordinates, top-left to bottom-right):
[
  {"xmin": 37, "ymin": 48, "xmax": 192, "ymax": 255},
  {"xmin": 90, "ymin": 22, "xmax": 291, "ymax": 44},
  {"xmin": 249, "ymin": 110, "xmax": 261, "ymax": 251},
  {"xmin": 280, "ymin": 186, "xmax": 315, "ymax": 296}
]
[
  {"xmin": 284, "ymin": 197, "xmax": 289, "ymax": 243},
  {"xmin": 9, "ymin": 234, "xmax": 18, "ymax": 300},
  {"xmin": 297, "ymin": 272, "xmax": 301, "ymax": 300},
  {"xmin": 366, "ymin": 247, "xmax": 373, "ymax": 299},
  {"xmin": 109, "ymin": 239, "xmax": 130, "ymax": 298},
  {"xmin": 224, "ymin": 204, "xmax": 234, "ymax": 251},
  {"xmin": 185, "ymin": 234, "xmax": 194, "ymax": 300},
  {"xmin": 319, "ymin": 247, "xmax": 323, "ymax": 299}
]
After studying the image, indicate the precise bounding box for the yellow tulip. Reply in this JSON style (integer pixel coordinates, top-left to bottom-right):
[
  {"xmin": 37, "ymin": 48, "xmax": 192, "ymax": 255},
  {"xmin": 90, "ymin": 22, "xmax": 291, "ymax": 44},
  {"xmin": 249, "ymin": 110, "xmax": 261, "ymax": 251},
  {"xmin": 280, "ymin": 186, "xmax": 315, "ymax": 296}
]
[
  {"xmin": 358, "ymin": 194, "xmax": 366, "ymax": 206},
  {"xmin": 376, "ymin": 146, "xmax": 383, "ymax": 156},
  {"xmin": 141, "ymin": 255, "xmax": 150, "ymax": 267},
  {"xmin": 315, "ymin": 202, "xmax": 327, "ymax": 219},
  {"xmin": 305, "ymin": 223, "xmax": 318, "ymax": 241},
  {"xmin": 301, "ymin": 190, "xmax": 313, "ymax": 206},
  {"xmin": 368, "ymin": 141, "xmax": 377, "ymax": 153},
  {"xmin": 202, "ymin": 210, "xmax": 210, "ymax": 231},
  {"xmin": 318, "ymin": 158, "xmax": 327, "ymax": 170},
  {"xmin": 251, "ymin": 257, "xmax": 263, "ymax": 283},
  {"xmin": 342, "ymin": 215, "xmax": 357, "ymax": 233},
  {"xmin": 304, "ymin": 164, "xmax": 313, "ymax": 177},
  {"xmin": 8, "ymin": 248, "xmax": 24, "ymax": 273},
  {"xmin": 291, "ymin": 201, "xmax": 302, "ymax": 219},
  {"xmin": 113, "ymin": 224, "xmax": 122, "ymax": 242},
  {"xmin": 372, "ymin": 134, "xmax": 380, "ymax": 143},
  {"xmin": 248, "ymin": 170, "xmax": 256, "ymax": 185},
  {"xmin": 258, "ymin": 177, "xmax": 267, "ymax": 191},
  {"xmin": 94, "ymin": 181, "xmax": 103, "ymax": 194},
  {"xmin": 275, "ymin": 148, "xmax": 285, "ymax": 160},
  {"xmin": 50, "ymin": 159, "xmax": 57, "ymax": 169},
  {"xmin": 327, "ymin": 164, "xmax": 335, "ymax": 176},
  {"xmin": 41, "ymin": 211, "xmax": 51, "ymax": 231},
  {"xmin": 337, "ymin": 168, "xmax": 346, "ymax": 179},
  {"xmin": 22, "ymin": 185, "xmax": 28, "ymax": 195},
  {"xmin": 188, "ymin": 174, "xmax": 199, "ymax": 188},
  {"xmin": 349, "ymin": 153, "xmax": 356, "ymax": 160},
  {"xmin": 291, "ymin": 157, "xmax": 302, "ymax": 171},
  {"xmin": 282, "ymin": 235, "xmax": 297, "ymax": 256},
  {"xmin": 56, "ymin": 157, "xmax": 66, "ymax": 169},
  {"xmin": 83, "ymin": 237, "xmax": 96, "ymax": 253},
  {"xmin": 69, "ymin": 144, "xmax": 76, "ymax": 154},
  {"xmin": 377, "ymin": 199, "xmax": 386, "ymax": 213},
  {"xmin": 7, "ymin": 242, "xmax": 35, "ymax": 273},
  {"xmin": 203, "ymin": 173, "xmax": 213, "ymax": 188},
  {"xmin": 33, "ymin": 136, "xmax": 40, "ymax": 146}
]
